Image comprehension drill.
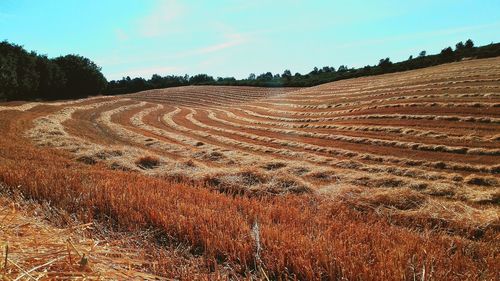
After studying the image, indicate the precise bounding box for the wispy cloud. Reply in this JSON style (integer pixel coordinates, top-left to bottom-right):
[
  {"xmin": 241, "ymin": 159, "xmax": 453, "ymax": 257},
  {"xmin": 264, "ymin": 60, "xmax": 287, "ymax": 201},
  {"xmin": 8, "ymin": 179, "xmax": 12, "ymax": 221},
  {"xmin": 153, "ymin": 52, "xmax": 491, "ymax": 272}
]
[
  {"xmin": 99, "ymin": 31, "xmax": 251, "ymax": 67},
  {"xmin": 192, "ymin": 33, "xmax": 248, "ymax": 55},
  {"xmin": 138, "ymin": 0, "xmax": 185, "ymax": 37}
]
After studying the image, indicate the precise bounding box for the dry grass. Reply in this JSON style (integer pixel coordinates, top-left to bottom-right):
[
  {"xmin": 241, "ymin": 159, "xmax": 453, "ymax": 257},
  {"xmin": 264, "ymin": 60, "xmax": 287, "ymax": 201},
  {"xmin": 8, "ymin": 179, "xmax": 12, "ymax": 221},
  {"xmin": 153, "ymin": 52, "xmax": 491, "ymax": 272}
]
[
  {"xmin": 464, "ymin": 174, "xmax": 499, "ymax": 186},
  {"xmin": 135, "ymin": 155, "xmax": 161, "ymax": 169},
  {"xmin": 0, "ymin": 195, "xmax": 165, "ymax": 280},
  {"xmin": 203, "ymin": 169, "xmax": 312, "ymax": 196},
  {"xmin": 2, "ymin": 133, "xmax": 498, "ymax": 280},
  {"xmin": 0, "ymin": 57, "xmax": 499, "ymax": 280}
]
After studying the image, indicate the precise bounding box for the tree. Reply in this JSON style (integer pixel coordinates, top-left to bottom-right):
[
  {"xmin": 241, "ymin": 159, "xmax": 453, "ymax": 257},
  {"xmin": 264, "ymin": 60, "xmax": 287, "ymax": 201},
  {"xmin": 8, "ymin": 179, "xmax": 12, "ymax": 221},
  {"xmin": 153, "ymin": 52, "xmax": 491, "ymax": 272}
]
[
  {"xmin": 0, "ymin": 41, "xmax": 40, "ymax": 100},
  {"xmin": 216, "ymin": 77, "xmax": 236, "ymax": 84},
  {"xmin": 35, "ymin": 55, "xmax": 66, "ymax": 100},
  {"xmin": 378, "ymin": 57, "xmax": 392, "ymax": 68},
  {"xmin": 53, "ymin": 55, "xmax": 107, "ymax": 99},
  {"xmin": 321, "ymin": 66, "xmax": 334, "ymax": 73},
  {"xmin": 282, "ymin": 69, "xmax": 292, "ymax": 80},
  {"xmin": 150, "ymin": 74, "xmax": 164, "ymax": 88},
  {"xmin": 310, "ymin": 67, "xmax": 319, "ymax": 75},
  {"xmin": 248, "ymin": 73, "xmax": 256, "ymax": 80},
  {"xmin": 257, "ymin": 72, "xmax": 273, "ymax": 81},
  {"xmin": 189, "ymin": 74, "xmax": 215, "ymax": 84},
  {"xmin": 129, "ymin": 77, "xmax": 149, "ymax": 91},
  {"xmin": 465, "ymin": 39, "xmax": 474, "ymax": 49},
  {"xmin": 440, "ymin": 47, "xmax": 454, "ymax": 57},
  {"xmin": 455, "ymin": 41, "xmax": 465, "ymax": 51},
  {"xmin": 408, "ymin": 55, "xmax": 413, "ymax": 60},
  {"xmin": 337, "ymin": 65, "xmax": 348, "ymax": 72},
  {"xmin": 419, "ymin": 50, "xmax": 426, "ymax": 57}
]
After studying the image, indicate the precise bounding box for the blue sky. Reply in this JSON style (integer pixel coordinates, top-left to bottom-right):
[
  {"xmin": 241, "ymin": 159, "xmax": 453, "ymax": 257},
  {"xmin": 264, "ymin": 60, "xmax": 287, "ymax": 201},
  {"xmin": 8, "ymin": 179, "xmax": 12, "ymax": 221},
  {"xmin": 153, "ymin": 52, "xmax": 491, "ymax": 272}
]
[{"xmin": 1, "ymin": 0, "xmax": 499, "ymax": 80}]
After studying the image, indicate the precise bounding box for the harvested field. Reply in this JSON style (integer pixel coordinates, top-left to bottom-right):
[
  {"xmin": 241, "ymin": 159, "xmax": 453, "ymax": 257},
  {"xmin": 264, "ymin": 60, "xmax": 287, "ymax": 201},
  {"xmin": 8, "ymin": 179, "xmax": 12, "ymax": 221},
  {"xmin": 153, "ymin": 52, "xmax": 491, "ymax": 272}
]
[{"xmin": 1, "ymin": 58, "xmax": 499, "ymax": 279}]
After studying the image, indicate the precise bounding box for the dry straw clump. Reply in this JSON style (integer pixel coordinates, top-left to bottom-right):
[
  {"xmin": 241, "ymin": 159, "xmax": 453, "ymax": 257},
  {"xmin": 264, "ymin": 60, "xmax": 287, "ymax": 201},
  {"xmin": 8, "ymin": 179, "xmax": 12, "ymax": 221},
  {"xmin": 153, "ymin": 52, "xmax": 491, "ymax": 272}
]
[
  {"xmin": 204, "ymin": 169, "xmax": 312, "ymax": 195},
  {"xmin": 464, "ymin": 174, "xmax": 498, "ymax": 186},
  {"xmin": 135, "ymin": 156, "xmax": 161, "ymax": 169}
]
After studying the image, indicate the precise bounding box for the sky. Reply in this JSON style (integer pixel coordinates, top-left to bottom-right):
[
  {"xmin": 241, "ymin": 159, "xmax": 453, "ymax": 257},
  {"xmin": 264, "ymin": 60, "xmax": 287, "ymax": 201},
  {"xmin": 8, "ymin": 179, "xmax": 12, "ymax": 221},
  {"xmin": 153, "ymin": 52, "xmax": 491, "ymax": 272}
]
[{"xmin": 1, "ymin": 0, "xmax": 499, "ymax": 80}]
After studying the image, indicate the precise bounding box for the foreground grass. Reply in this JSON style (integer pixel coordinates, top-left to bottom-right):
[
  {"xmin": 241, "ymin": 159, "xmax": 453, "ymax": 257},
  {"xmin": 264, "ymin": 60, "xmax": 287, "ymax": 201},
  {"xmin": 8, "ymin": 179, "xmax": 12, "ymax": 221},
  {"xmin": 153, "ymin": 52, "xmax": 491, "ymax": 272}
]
[{"xmin": 0, "ymin": 109, "xmax": 498, "ymax": 280}]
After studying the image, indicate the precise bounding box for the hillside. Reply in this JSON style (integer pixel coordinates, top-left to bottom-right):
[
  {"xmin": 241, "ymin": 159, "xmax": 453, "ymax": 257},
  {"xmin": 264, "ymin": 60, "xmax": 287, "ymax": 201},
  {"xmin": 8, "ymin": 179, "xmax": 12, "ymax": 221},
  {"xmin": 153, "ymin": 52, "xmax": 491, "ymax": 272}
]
[{"xmin": 0, "ymin": 57, "xmax": 499, "ymax": 280}]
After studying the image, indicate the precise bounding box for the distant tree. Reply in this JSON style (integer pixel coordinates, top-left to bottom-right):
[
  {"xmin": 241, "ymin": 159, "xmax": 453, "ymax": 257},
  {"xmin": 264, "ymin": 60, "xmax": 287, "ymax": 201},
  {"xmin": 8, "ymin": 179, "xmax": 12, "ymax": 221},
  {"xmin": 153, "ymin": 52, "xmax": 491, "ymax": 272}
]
[
  {"xmin": 53, "ymin": 54, "xmax": 107, "ymax": 99},
  {"xmin": 248, "ymin": 73, "xmax": 256, "ymax": 80},
  {"xmin": 408, "ymin": 55, "xmax": 413, "ymax": 60},
  {"xmin": 150, "ymin": 74, "xmax": 168, "ymax": 89},
  {"xmin": 378, "ymin": 57, "xmax": 392, "ymax": 68},
  {"xmin": 0, "ymin": 41, "xmax": 40, "ymax": 100},
  {"xmin": 465, "ymin": 39, "xmax": 474, "ymax": 49},
  {"xmin": 257, "ymin": 72, "xmax": 273, "ymax": 81},
  {"xmin": 216, "ymin": 77, "xmax": 236, "ymax": 84},
  {"xmin": 282, "ymin": 69, "xmax": 292, "ymax": 80},
  {"xmin": 439, "ymin": 47, "xmax": 454, "ymax": 59},
  {"xmin": 337, "ymin": 65, "xmax": 348, "ymax": 72},
  {"xmin": 419, "ymin": 50, "xmax": 426, "ymax": 57},
  {"xmin": 189, "ymin": 73, "xmax": 215, "ymax": 84},
  {"xmin": 455, "ymin": 41, "xmax": 465, "ymax": 51},
  {"xmin": 35, "ymin": 55, "xmax": 66, "ymax": 99},
  {"xmin": 130, "ymin": 77, "xmax": 149, "ymax": 91},
  {"xmin": 310, "ymin": 67, "xmax": 319, "ymax": 75},
  {"xmin": 321, "ymin": 66, "xmax": 334, "ymax": 73},
  {"xmin": 1, "ymin": 41, "xmax": 109, "ymax": 100}
]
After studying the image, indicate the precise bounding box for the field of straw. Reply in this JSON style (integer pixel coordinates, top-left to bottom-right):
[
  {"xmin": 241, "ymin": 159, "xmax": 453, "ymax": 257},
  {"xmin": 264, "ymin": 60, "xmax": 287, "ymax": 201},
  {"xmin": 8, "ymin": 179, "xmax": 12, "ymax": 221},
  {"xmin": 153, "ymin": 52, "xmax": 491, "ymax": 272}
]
[{"xmin": 0, "ymin": 57, "xmax": 499, "ymax": 280}]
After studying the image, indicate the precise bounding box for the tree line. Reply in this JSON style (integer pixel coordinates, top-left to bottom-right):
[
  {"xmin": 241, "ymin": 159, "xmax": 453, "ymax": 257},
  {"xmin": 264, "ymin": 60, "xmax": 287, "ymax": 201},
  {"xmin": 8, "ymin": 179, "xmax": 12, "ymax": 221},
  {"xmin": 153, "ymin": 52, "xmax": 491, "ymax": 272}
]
[
  {"xmin": 0, "ymin": 41, "xmax": 106, "ymax": 101},
  {"xmin": 1, "ymin": 39, "xmax": 499, "ymax": 101},
  {"xmin": 105, "ymin": 39, "xmax": 500, "ymax": 95}
]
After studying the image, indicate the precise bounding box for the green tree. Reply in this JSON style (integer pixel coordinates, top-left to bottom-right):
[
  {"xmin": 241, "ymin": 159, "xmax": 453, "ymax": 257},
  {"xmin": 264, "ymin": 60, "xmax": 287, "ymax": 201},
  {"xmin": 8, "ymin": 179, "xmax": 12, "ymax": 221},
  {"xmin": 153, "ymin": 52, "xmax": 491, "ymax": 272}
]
[
  {"xmin": 378, "ymin": 57, "xmax": 392, "ymax": 68},
  {"xmin": 337, "ymin": 65, "xmax": 348, "ymax": 72},
  {"xmin": 0, "ymin": 41, "xmax": 39, "ymax": 100},
  {"xmin": 321, "ymin": 66, "xmax": 332, "ymax": 73},
  {"xmin": 36, "ymin": 55, "xmax": 66, "ymax": 100},
  {"xmin": 189, "ymin": 73, "xmax": 215, "ymax": 84},
  {"xmin": 455, "ymin": 41, "xmax": 465, "ymax": 51},
  {"xmin": 53, "ymin": 55, "xmax": 107, "ymax": 99},
  {"xmin": 257, "ymin": 72, "xmax": 273, "ymax": 81},
  {"xmin": 465, "ymin": 39, "xmax": 474, "ymax": 49},
  {"xmin": 439, "ymin": 47, "xmax": 454, "ymax": 62}
]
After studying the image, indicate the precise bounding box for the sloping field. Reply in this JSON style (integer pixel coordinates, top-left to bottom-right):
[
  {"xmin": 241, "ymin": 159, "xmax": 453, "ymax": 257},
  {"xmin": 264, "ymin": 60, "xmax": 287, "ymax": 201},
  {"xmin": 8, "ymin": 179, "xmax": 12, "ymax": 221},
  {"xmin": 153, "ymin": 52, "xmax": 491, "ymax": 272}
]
[{"xmin": 0, "ymin": 58, "xmax": 499, "ymax": 280}]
